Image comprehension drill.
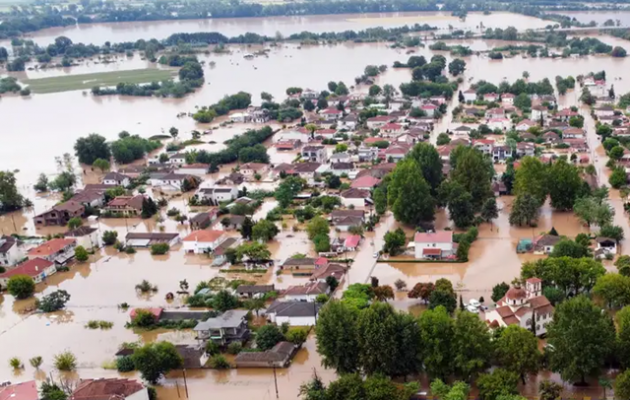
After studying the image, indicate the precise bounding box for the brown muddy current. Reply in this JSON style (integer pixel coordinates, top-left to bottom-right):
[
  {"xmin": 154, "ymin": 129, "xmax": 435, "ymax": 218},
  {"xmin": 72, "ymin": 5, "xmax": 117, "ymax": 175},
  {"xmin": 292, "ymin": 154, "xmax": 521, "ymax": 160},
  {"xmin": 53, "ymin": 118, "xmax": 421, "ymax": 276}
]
[{"xmin": 1, "ymin": 10, "xmax": 629, "ymax": 399}]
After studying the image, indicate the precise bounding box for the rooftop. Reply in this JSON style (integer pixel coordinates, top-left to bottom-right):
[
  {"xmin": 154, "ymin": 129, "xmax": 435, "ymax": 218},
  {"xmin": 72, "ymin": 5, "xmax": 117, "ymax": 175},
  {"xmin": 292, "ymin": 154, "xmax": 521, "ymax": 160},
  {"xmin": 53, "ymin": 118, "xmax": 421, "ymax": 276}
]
[
  {"xmin": 414, "ymin": 231, "xmax": 453, "ymax": 244},
  {"xmin": 28, "ymin": 238, "xmax": 75, "ymax": 257},
  {"xmin": 70, "ymin": 379, "xmax": 145, "ymax": 400},
  {"xmin": 193, "ymin": 310, "xmax": 248, "ymax": 331},
  {"xmin": 182, "ymin": 230, "xmax": 225, "ymax": 243}
]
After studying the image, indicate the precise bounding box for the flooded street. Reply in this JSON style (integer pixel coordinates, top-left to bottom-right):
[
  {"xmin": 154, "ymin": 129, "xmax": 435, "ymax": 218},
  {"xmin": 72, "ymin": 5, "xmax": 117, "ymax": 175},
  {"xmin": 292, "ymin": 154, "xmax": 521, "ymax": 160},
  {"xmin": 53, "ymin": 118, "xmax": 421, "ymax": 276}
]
[{"xmin": 2, "ymin": 10, "xmax": 630, "ymax": 399}]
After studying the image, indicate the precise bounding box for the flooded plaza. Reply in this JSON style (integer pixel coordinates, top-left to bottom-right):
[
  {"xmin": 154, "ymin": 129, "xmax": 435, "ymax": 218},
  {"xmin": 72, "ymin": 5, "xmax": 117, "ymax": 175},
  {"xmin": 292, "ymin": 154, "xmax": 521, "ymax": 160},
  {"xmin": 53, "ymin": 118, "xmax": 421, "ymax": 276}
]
[{"xmin": 2, "ymin": 8, "xmax": 630, "ymax": 400}]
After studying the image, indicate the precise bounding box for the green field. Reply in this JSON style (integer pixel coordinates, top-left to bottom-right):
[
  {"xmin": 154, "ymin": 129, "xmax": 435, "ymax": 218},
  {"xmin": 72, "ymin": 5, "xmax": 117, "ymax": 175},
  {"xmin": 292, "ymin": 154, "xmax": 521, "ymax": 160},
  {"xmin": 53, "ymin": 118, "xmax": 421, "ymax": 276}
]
[{"xmin": 23, "ymin": 68, "xmax": 175, "ymax": 94}]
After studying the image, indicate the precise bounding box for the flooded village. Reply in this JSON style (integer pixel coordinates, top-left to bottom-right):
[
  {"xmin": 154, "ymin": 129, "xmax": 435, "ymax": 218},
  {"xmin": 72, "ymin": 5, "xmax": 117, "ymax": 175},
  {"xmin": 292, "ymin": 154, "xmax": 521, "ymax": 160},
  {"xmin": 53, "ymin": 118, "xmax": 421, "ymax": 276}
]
[{"xmin": 4, "ymin": 4, "xmax": 630, "ymax": 400}]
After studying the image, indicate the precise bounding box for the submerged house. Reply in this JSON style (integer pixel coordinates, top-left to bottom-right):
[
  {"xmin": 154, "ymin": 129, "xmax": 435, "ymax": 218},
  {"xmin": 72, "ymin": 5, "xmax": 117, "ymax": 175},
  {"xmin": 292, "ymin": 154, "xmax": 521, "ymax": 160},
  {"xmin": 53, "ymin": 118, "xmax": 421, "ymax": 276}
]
[{"xmin": 193, "ymin": 310, "xmax": 250, "ymax": 345}]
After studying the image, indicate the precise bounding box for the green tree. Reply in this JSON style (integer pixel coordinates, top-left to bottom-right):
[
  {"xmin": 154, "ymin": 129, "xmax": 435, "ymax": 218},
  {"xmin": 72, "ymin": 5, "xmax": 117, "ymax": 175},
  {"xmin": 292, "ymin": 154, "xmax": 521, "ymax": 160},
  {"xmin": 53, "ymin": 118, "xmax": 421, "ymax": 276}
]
[
  {"xmin": 313, "ymin": 234, "xmax": 331, "ymax": 252},
  {"xmin": 573, "ymin": 196, "xmax": 613, "ymax": 228},
  {"xmin": 445, "ymin": 181, "xmax": 475, "ymax": 228},
  {"xmin": 240, "ymin": 216, "xmax": 253, "ymax": 240},
  {"xmin": 102, "ymin": 230, "xmax": 118, "ymax": 245},
  {"xmin": 132, "ymin": 342, "xmax": 183, "ymax": 384},
  {"xmin": 369, "ymin": 85, "xmax": 382, "ymax": 96},
  {"xmin": 453, "ymin": 311, "xmax": 492, "ymax": 381},
  {"xmin": 476, "ymin": 368, "xmax": 520, "ymax": 400},
  {"xmin": 616, "ymin": 306, "xmax": 630, "ymax": 368},
  {"xmin": 74, "ymin": 245, "xmax": 89, "ymax": 262},
  {"xmin": 315, "ymin": 300, "xmax": 360, "ymax": 373},
  {"xmin": 212, "ymin": 290, "xmax": 239, "ymax": 312},
  {"xmin": 481, "ymin": 197, "xmax": 499, "ymax": 224},
  {"xmin": 593, "ymin": 273, "xmax": 630, "ymax": 309},
  {"xmin": 408, "ymin": 142, "xmax": 444, "ymax": 195},
  {"xmin": 448, "ymin": 58, "xmax": 466, "ymax": 76},
  {"xmin": 492, "ymin": 282, "xmax": 510, "ymax": 302},
  {"xmin": 256, "ymin": 324, "xmax": 285, "ymax": 351},
  {"xmin": 514, "ymin": 156, "xmax": 548, "ymax": 206},
  {"xmin": 617, "ymin": 255, "xmax": 630, "ymax": 276},
  {"xmin": 514, "ymin": 93, "xmax": 532, "ymax": 110},
  {"xmin": 429, "ymin": 279, "xmax": 457, "ymax": 313},
  {"xmin": 67, "ymin": 217, "xmax": 82, "ymax": 229},
  {"xmin": 275, "ymin": 176, "xmax": 304, "ymax": 208},
  {"xmin": 600, "ymin": 224, "xmax": 624, "ymax": 243},
  {"xmin": 615, "ymin": 370, "xmax": 630, "ymax": 400},
  {"xmin": 306, "ymin": 216, "xmax": 329, "ymax": 240},
  {"xmin": 357, "ymin": 302, "xmax": 422, "ymax": 377},
  {"xmin": 419, "ymin": 305, "xmax": 455, "ymax": 380},
  {"xmin": 509, "ymin": 194, "xmax": 540, "ymax": 226},
  {"xmin": 549, "ymin": 239, "xmax": 589, "ymax": 258},
  {"xmin": 610, "ymin": 167, "xmax": 627, "ymax": 189},
  {"xmin": 538, "ymin": 381, "xmax": 562, "ymax": 400},
  {"xmin": 326, "ymin": 373, "xmax": 365, "ymax": 400},
  {"xmin": 74, "ymin": 133, "xmax": 111, "ymax": 165},
  {"xmin": 141, "ymin": 197, "xmax": 158, "ymax": 218},
  {"xmin": 92, "ymin": 158, "xmax": 110, "ymax": 172},
  {"xmin": 547, "ymin": 295, "xmax": 615, "ymax": 384},
  {"xmin": 451, "ymin": 147, "xmax": 492, "ymax": 210},
  {"xmin": 299, "ymin": 372, "xmax": 327, "ymax": 400},
  {"xmin": 548, "ymin": 159, "xmax": 582, "ymax": 210},
  {"xmin": 495, "ymin": 325, "xmax": 540, "ymax": 384},
  {"xmin": 40, "ymin": 380, "xmax": 67, "ymax": 400},
  {"xmin": 169, "ymin": 127, "xmax": 179, "ymax": 139},
  {"xmin": 7, "ymin": 275, "xmax": 35, "ymax": 299},
  {"xmin": 383, "ymin": 228, "xmax": 407, "ymax": 256},
  {"xmin": 34, "ymin": 173, "xmax": 49, "ymax": 192},
  {"xmin": 37, "ymin": 290, "xmax": 71, "ymax": 312},
  {"xmin": 373, "ymin": 187, "xmax": 387, "ymax": 215},
  {"xmin": 387, "ymin": 158, "xmax": 435, "ymax": 224},
  {"xmin": 0, "ymin": 171, "xmax": 26, "ymax": 212},
  {"xmin": 251, "ymin": 219, "xmax": 280, "ymax": 241}
]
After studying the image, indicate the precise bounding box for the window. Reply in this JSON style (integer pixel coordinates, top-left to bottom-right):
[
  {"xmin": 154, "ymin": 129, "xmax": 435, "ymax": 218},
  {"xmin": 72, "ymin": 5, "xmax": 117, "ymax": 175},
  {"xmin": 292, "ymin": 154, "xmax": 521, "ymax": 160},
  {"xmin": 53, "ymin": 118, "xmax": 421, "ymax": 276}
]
[{"xmin": 526, "ymin": 318, "xmax": 532, "ymax": 325}]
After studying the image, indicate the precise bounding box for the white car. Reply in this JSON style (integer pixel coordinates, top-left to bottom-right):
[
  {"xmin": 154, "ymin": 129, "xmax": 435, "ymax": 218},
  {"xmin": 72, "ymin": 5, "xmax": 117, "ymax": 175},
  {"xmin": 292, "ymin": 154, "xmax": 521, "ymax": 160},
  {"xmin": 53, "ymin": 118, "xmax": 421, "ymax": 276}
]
[
  {"xmin": 469, "ymin": 299, "xmax": 481, "ymax": 308},
  {"xmin": 466, "ymin": 305, "xmax": 479, "ymax": 314}
]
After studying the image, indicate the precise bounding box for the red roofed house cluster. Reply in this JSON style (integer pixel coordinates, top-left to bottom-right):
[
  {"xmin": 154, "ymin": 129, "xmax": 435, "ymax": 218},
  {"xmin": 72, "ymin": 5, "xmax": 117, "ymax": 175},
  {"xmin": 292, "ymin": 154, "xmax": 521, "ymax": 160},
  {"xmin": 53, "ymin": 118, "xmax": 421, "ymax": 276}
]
[{"xmin": 484, "ymin": 278, "xmax": 554, "ymax": 337}]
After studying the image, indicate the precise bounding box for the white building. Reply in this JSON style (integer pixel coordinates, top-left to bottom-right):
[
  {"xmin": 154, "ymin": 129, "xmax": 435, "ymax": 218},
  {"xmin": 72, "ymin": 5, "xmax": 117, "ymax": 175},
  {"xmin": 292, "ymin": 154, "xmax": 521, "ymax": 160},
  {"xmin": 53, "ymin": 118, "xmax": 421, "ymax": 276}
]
[
  {"xmin": 197, "ymin": 187, "xmax": 239, "ymax": 204},
  {"xmin": 103, "ymin": 172, "xmax": 131, "ymax": 187},
  {"xmin": 484, "ymin": 278, "xmax": 554, "ymax": 337},
  {"xmin": 283, "ymin": 282, "xmax": 329, "ymax": 302},
  {"xmin": 182, "ymin": 230, "xmax": 226, "ymax": 254},
  {"xmin": 0, "ymin": 258, "xmax": 57, "ymax": 288},
  {"xmin": 340, "ymin": 188, "xmax": 370, "ymax": 208},
  {"xmin": 266, "ymin": 301, "xmax": 321, "ymax": 326},
  {"xmin": 501, "ymin": 93, "xmax": 515, "ymax": 106},
  {"xmin": 64, "ymin": 226, "xmax": 100, "ymax": 249},
  {"xmin": 0, "ymin": 235, "xmax": 24, "ymax": 266},
  {"xmin": 463, "ymin": 89, "xmax": 477, "ymax": 102},
  {"xmin": 414, "ymin": 231, "xmax": 454, "ymax": 259},
  {"xmin": 531, "ymin": 106, "xmax": 549, "ymax": 122}
]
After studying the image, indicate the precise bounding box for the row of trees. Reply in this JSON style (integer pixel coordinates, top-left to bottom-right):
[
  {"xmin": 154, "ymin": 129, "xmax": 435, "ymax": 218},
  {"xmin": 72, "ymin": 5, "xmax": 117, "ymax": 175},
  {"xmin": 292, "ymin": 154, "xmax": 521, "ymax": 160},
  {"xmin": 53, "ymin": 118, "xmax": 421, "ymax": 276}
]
[
  {"xmin": 315, "ymin": 293, "xmax": 630, "ymax": 394},
  {"xmin": 74, "ymin": 132, "xmax": 161, "ymax": 165}
]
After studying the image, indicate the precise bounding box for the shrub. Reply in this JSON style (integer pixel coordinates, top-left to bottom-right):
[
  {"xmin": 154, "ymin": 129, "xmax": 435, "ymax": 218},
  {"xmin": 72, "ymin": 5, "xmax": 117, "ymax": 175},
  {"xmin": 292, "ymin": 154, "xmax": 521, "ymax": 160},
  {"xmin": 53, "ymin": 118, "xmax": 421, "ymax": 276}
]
[
  {"xmin": 205, "ymin": 341, "xmax": 220, "ymax": 356},
  {"xmin": 7, "ymin": 275, "xmax": 35, "ymax": 299},
  {"xmin": 132, "ymin": 309, "xmax": 157, "ymax": 327},
  {"xmin": 227, "ymin": 342, "xmax": 243, "ymax": 355},
  {"xmin": 54, "ymin": 351, "xmax": 77, "ymax": 371},
  {"xmin": 116, "ymin": 356, "xmax": 135, "ymax": 372},
  {"xmin": 9, "ymin": 357, "xmax": 23, "ymax": 369},
  {"xmin": 286, "ymin": 328, "xmax": 308, "ymax": 346},
  {"xmin": 37, "ymin": 290, "xmax": 71, "ymax": 312},
  {"xmin": 150, "ymin": 243, "xmax": 170, "ymax": 255},
  {"xmin": 75, "ymin": 245, "xmax": 89, "ymax": 262},
  {"xmin": 210, "ymin": 354, "xmax": 231, "ymax": 369},
  {"xmin": 135, "ymin": 280, "xmax": 158, "ymax": 293},
  {"xmin": 256, "ymin": 324, "xmax": 285, "ymax": 350},
  {"xmin": 29, "ymin": 356, "xmax": 43, "ymax": 369}
]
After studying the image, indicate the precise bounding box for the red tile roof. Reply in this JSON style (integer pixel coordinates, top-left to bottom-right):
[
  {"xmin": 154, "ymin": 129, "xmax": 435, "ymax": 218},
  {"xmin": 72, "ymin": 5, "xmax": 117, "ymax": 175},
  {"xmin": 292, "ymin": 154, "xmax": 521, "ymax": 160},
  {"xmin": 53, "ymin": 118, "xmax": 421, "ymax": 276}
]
[
  {"xmin": 182, "ymin": 230, "xmax": 225, "ymax": 243},
  {"xmin": 414, "ymin": 231, "xmax": 452, "ymax": 244},
  {"xmin": 344, "ymin": 235, "xmax": 361, "ymax": 248},
  {"xmin": 0, "ymin": 258, "xmax": 54, "ymax": 279},
  {"xmin": 526, "ymin": 277, "xmax": 542, "ymax": 284},
  {"xmin": 423, "ymin": 248, "xmax": 442, "ymax": 256},
  {"xmin": 0, "ymin": 381, "xmax": 38, "ymax": 400},
  {"xmin": 351, "ymin": 176, "xmax": 381, "ymax": 189},
  {"xmin": 70, "ymin": 379, "xmax": 145, "ymax": 400},
  {"xmin": 28, "ymin": 238, "xmax": 75, "ymax": 257}
]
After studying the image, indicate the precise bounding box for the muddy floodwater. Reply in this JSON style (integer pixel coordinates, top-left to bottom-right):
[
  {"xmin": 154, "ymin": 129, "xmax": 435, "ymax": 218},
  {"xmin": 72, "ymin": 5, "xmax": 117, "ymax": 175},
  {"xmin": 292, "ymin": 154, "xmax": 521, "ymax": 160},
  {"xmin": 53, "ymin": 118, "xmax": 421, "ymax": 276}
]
[
  {"xmin": 4, "ymin": 34, "xmax": 630, "ymax": 184},
  {"xmin": 2, "ymin": 10, "xmax": 630, "ymax": 398},
  {"xmin": 10, "ymin": 11, "xmax": 551, "ymax": 47}
]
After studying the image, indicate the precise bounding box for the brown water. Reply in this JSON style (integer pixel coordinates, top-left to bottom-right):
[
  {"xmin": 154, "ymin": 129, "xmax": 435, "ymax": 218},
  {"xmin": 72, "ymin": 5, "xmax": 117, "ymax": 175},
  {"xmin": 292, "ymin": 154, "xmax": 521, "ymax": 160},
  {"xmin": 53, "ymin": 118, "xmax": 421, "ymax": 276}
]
[
  {"xmin": 10, "ymin": 12, "xmax": 551, "ymax": 47},
  {"xmin": 2, "ymin": 13, "xmax": 630, "ymax": 396},
  {"xmin": 548, "ymin": 10, "xmax": 630, "ymax": 26}
]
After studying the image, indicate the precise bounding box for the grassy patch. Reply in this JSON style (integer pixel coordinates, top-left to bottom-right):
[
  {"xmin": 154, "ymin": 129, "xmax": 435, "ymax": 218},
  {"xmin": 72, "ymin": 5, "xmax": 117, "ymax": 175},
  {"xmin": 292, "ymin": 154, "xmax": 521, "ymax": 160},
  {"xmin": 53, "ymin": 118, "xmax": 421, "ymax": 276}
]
[{"xmin": 23, "ymin": 68, "xmax": 175, "ymax": 94}]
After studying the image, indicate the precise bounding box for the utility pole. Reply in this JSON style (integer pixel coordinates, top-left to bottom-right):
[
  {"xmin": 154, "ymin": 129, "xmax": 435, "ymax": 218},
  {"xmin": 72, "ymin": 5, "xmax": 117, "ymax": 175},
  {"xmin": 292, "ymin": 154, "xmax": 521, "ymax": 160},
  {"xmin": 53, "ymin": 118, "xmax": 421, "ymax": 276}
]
[{"xmin": 183, "ymin": 369, "xmax": 189, "ymax": 398}]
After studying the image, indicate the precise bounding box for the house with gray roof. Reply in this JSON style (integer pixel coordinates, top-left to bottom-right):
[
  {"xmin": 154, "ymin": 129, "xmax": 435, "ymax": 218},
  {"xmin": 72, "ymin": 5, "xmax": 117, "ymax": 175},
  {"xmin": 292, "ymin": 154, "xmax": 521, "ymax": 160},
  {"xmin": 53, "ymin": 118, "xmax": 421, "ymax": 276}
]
[{"xmin": 193, "ymin": 310, "xmax": 250, "ymax": 345}]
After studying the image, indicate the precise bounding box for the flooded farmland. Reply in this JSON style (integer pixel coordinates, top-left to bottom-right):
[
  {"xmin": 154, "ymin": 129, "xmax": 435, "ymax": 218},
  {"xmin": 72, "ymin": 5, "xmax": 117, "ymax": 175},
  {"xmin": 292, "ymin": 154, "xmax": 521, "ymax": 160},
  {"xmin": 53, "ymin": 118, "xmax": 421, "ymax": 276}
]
[{"xmin": 1, "ymin": 9, "xmax": 630, "ymax": 399}]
